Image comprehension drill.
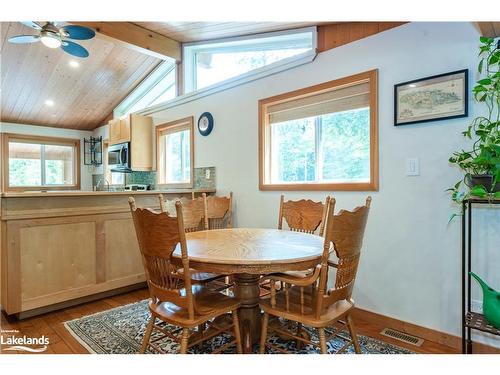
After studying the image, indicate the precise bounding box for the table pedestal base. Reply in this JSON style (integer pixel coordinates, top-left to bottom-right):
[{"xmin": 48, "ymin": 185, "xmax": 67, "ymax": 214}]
[{"xmin": 234, "ymin": 273, "xmax": 261, "ymax": 353}]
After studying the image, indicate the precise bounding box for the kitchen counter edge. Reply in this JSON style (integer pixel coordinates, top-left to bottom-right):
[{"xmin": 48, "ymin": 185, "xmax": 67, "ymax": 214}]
[{"xmin": 0, "ymin": 189, "xmax": 216, "ymax": 198}]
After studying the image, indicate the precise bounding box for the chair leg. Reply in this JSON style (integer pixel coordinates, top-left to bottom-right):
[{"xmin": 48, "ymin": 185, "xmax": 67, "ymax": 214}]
[
  {"xmin": 296, "ymin": 322, "xmax": 303, "ymax": 350},
  {"xmin": 259, "ymin": 313, "xmax": 269, "ymax": 354},
  {"xmin": 346, "ymin": 314, "xmax": 361, "ymax": 354},
  {"xmin": 180, "ymin": 328, "xmax": 190, "ymax": 354},
  {"xmin": 140, "ymin": 315, "xmax": 155, "ymax": 354},
  {"xmin": 197, "ymin": 323, "xmax": 205, "ymax": 350},
  {"xmin": 318, "ymin": 328, "xmax": 328, "ymax": 354},
  {"xmin": 232, "ymin": 310, "xmax": 243, "ymax": 354}
]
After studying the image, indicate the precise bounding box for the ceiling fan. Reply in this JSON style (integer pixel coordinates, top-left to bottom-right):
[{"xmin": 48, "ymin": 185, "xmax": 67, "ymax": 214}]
[{"xmin": 8, "ymin": 22, "xmax": 96, "ymax": 58}]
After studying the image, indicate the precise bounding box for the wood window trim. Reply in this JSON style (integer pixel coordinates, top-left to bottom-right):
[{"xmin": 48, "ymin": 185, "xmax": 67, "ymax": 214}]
[
  {"xmin": 2, "ymin": 133, "xmax": 81, "ymax": 192},
  {"xmin": 258, "ymin": 69, "xmax": 379, "ymax": 191},
  {"xmin": 155, "ymin": 116, "xmax": 194, "ymax": 189}
]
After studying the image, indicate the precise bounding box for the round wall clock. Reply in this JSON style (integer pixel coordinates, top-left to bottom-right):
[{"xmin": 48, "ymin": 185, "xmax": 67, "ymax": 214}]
[{"xmin": 197, "ymin": 112, "xmax": 214, "ymax": 136}]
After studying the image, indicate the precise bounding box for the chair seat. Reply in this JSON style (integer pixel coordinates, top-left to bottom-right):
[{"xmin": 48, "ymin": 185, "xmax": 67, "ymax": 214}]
[
  {"xmin": 259, "ymin": 285, "xmax": 354, "ymax": 328},
  {"xmin": 281, "ymin": 269, "xmax": 314, "ymax": 278},
  {"xmin": 176, "ymin": 267, "xmax": 225, "ymax": 284},
  {"xmin": 150, "ymin": 285, "xmax": 240, "ymax": 328}
]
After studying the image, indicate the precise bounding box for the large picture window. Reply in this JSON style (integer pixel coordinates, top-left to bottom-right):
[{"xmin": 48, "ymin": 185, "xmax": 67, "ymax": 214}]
[
  {"xmin": 2, "ymin": 133, "xmax": 80, "ymax": 191},
  {"xmin": 259, "ymin": 70, "xmax": 378, "ymax": 191},
  {"xmin": 156, "ymin": 117, "xmax": 194, "ymax": 188}
]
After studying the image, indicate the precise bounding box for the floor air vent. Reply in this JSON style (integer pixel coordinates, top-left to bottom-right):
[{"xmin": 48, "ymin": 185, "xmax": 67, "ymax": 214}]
[{"xmin": 380, "ymin": 328, "xmax": 424, "ymax": 347}]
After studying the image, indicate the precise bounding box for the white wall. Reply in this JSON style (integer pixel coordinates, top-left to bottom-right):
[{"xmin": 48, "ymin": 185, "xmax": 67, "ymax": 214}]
[
  {"xmin": 147, "ymin": 22, "xmax": 499, "ymax": 346},
  {"xmin": 0, "ymin": 122, "xmax": 95, "ymax": 190}
]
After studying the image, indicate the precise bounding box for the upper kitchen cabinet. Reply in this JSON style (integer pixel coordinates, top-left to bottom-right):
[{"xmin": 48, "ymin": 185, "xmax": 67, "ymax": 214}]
[{"xmin": 108, "ymin": 113, "xmax": 154, "ymax": 171}]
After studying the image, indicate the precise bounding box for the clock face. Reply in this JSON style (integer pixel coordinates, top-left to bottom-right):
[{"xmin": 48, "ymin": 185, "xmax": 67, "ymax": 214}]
[
  {"xmin": 198, "ymin": 112, "xmax": 213, "ymax": 136},
  {"xmin": 199, "ymin": 116, "xmax": 209, "ymax": 132}
]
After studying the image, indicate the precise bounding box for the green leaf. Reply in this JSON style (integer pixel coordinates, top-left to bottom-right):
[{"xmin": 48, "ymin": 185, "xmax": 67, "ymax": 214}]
[
  {"xmin": 478, "ymin": 59, "xmax": 484, "ymax": 73},
  {"xmin": 448, "ymin": 213, "xmax": 461, "ymax": 224},
  {"xmin": 470, "ymin": 185, "xmax": 488, "ymax": 197},
  {"xmin": 494, "ymin": 191, "xmax": 500, "ymax": 198},
  {"xmin": 477, "ymin": 78, "xmax": 492, "ymax": 85},
  {"xmin": 479, "ymin": 36, "xmax": 493, "ymax": 44}
]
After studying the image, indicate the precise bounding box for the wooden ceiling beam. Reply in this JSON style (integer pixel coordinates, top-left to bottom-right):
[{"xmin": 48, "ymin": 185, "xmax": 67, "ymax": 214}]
[
  {"xmin": 73, "ymin": 22, "xmax": 181, "ymax": 61},
  {"xmin": 475, "ymin": 22, "xmax": 500, "ymax": 38}
]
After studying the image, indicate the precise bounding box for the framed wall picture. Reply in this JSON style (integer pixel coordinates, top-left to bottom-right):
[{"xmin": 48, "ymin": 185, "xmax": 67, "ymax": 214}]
[{"xmin": 394, "ymin": 69, "xmax": 468, "ymax": 126}]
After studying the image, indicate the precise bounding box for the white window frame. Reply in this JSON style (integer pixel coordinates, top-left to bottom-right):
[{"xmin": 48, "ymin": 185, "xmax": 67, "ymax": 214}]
[
  {"xmin": 135, "ymin": 27, "xmax": 317, "ymax": 117},
  {"xmin": 114, "ymin": 59, "xmax": 177, "ymax": 118},
  {"xmin": 183, "ymin": 26, "xmax": 317, "ymax": 93}
]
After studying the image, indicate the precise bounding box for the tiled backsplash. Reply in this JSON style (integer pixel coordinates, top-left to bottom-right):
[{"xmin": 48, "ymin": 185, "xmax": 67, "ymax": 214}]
[
  {"xmin": 194, "ymin": 167, "xmax": 216, "ymax": 189},
  {"xmin": 92, "ymin": 167, "xmax": 215, "ymax": 190},
  {"xmin": 126, "ymin": 171, "xmax": 157, "ymax": 189}
]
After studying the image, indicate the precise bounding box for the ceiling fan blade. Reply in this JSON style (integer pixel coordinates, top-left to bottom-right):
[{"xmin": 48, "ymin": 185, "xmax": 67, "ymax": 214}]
[
  {"xmin": 61, "ymin": 41, "xmax": 89, "ymax": 58},
  {"xmin": 20, "ymin": 21, "xmax": 43, "ymax": 30},
  {"xmin": 60, "ymin": 25, "xmax": 95, "ymax": 40},
  {"xmin": 8, "ymin": 35, "xmax": 41, "ymax": 44}
]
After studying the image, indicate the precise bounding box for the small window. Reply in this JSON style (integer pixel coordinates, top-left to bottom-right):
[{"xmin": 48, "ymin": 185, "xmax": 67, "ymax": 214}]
[
  {"xmin": 259, "ymin": 70, "xmax": 378, "ymax": 191},
  {"xmin": 156, "ymin": 117, "xmax": 194, "ymax": 188},
  {"xmin": 3, "ymin": 134, "xmax": 80, "ymax": 191},
  {"xmin": 183, "ymin": 28, "xmax": 316, "ymax": 93}
]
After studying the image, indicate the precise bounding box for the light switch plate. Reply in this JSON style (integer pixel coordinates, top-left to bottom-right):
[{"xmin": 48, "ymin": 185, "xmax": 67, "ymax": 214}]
[{"xmin": 406, "ymin": 158, "xmax": 420, "ymax": 176}]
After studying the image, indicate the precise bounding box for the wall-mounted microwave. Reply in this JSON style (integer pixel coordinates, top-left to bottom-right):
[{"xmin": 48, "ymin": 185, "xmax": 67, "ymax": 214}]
[{"xmin": 108, "ymin": 142, "xmax": 132, "ymax": 173}]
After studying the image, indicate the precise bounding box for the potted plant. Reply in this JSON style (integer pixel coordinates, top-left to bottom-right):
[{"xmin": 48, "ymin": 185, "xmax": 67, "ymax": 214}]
[{"xmin": 448, "ymin": 37, "xmax": 500, "ymax": 204}]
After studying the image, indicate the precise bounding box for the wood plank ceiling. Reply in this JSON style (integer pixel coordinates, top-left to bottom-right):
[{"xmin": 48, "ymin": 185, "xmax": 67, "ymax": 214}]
[
  {"xmin": 133, "ymin": 22, "xmax": 317, "ymax": 43},
  {"xmin": 0, "ymin": 22, "xmax": 161, "ymax": 130},
  {"xmin": 1, "ymin": 21, "xmax": 407, "ymax": 131}
]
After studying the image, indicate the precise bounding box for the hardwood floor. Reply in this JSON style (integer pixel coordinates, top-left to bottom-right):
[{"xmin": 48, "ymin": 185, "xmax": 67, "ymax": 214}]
[{"xmin": 0, "ymin": 288, "xmax": 464, "ymax": 354}]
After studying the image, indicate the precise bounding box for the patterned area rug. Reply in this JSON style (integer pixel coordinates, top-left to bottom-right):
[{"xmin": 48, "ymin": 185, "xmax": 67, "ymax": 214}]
[{"xmin": 64, "ymin": 300, "xmax": 413, "ymax": 354}]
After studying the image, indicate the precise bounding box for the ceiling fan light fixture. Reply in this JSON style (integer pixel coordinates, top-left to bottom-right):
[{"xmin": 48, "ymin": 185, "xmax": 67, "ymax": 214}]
[{"xmin": 40, "ymin": 31, "xmax": 61, "ymax": 49}]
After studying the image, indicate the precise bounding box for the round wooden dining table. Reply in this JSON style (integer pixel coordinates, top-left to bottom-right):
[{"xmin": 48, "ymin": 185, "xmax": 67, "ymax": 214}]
[{"xmin": 174, "ymin": 228, "xmax": 324, "ymax": 353}]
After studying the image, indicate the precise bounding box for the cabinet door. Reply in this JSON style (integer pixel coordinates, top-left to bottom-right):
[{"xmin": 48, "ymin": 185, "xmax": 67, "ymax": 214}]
[
  {"xmin": 119, "ymin": 117, "xmax": 131, "ymax": 143},
  {"xmin": 109, "ymin": 119, "xmax": 121, "ymax": 145},
  {"xmin": 130, "ymin": 114, "xmax": 153, "ymax": 171}
]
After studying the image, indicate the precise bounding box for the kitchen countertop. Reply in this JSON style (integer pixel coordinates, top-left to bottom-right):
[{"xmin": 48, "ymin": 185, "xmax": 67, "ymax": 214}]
[{"xmin": 0, "ymin": 188, "xmax": 215, "ymax": 198}]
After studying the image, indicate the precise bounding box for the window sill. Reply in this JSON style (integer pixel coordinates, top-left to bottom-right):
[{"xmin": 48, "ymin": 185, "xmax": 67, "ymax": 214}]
[
  {"xmin": 4, "ymin": 185, "xmax": 81, "ymax": 192},
  {"xmin": 157, "ymin": 183, "xmax": 194, "ymax": 190},
  {"xmin": 259, "ymin": 182, "xmax": 378, "ymax": 192},
  {"xmin": 136, "ymin": 50, "xmax": 317, "ymax": 116}
]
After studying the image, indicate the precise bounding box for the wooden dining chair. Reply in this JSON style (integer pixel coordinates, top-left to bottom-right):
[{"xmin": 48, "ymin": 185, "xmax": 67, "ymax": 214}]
[
  {"xmin": 157, "ymin": 194, "xmax": 224, "ymax": 286},
  {"xmin": 128, "ymin": 197, "xmax": 242, "ymax": 354},
  {"xmin": 159, "ymin": 195, "xmax": 207, "ymax": 232},
  {"xmin": 278, "ymin": 195, "xmax": 331, "ymax": 236},
  {"xmin": 204, "ymin": 192, "xmax": 233, "ymax": 229},
  {"xmin": 260, "ymin": 195, "xmax": 332, "ymax": 295},
  {"xmin": 203, "ymin": 192, "xmax": 234, "ymax": 288},
  {"xmin": 259, "ymin": 196, "xmax": 372, "ymax": 354}
]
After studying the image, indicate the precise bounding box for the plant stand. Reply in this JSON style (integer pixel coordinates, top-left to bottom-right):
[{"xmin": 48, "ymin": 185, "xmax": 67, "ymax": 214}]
[{"xmin": 461, "ymin": 197, "xmax": 500, "ymax": 353}]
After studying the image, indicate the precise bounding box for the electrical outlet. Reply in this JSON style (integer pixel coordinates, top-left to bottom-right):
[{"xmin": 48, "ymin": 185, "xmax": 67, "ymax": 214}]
[
  {"xmin": 471, "ymin": 299, "xmax": 483, "ymax": 313},
  {"xmin": 205, "ymin": 169, "xmax": 211, "ymax": 179}
]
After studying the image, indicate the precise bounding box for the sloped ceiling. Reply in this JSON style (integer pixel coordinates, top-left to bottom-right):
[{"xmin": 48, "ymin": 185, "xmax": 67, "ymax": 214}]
[{"xmin": 0, "ymin": 22, "xmax": 161, "ymax": 130}]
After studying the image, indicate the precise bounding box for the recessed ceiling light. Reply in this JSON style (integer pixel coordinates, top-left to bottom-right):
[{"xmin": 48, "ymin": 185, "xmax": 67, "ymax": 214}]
[
  {"xmin": 69, "ymin": 60, "xmax": 79, "ymax": 68},
  {"xmin": 45, "ymin": 99, "xmax": 54, "ymax": 107}
]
